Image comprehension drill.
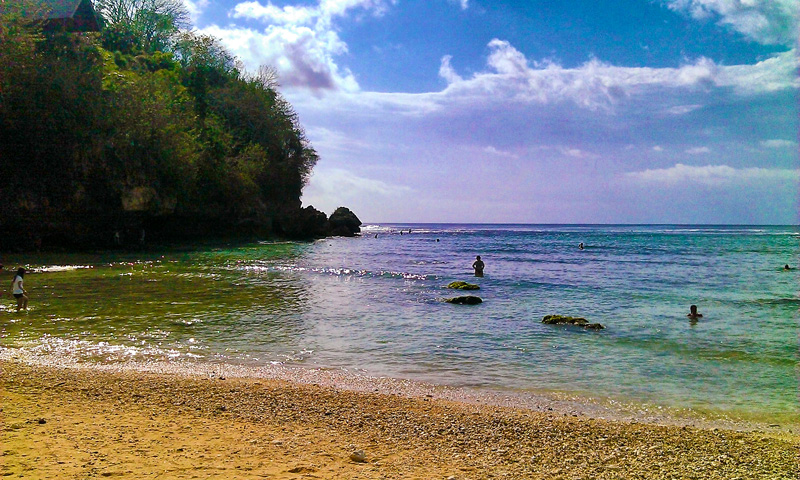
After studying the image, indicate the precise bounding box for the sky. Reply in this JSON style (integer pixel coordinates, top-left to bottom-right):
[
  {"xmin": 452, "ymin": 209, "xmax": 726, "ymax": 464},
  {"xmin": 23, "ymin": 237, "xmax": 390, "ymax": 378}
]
[{"xmin": 188, "ymin": 0, "xmax": 799, "ymax": 224}]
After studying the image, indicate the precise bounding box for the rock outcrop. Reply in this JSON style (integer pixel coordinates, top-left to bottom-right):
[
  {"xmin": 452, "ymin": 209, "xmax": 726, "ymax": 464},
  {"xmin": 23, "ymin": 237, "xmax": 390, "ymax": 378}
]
[
  {"xmin": 446, "ymin": 281, "xmax": 480, "ymax": 290},
  {"xmin": 327, "ymin": 207, "xmax": 362, "ymax": 237},
  {"xmin": 446, "ymin": 296, "xmax": 483, "ymax": 305},
  {"xmin": 541, "ymin": 315, "xmax": 604, "ymax": 330},
  {"xmin": 276, "ymin": 205, "xmax": 330, "ymax": 239},
  {"xmin": 276, "ymin": 206, "xmax": 362, "ymax": 240}
]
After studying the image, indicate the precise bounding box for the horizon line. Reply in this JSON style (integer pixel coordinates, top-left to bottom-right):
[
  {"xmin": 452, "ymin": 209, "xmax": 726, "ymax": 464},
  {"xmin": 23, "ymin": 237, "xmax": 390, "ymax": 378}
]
[{"xmin": 361, "ymin": 222, "xmax": 799, "ymax": 227}]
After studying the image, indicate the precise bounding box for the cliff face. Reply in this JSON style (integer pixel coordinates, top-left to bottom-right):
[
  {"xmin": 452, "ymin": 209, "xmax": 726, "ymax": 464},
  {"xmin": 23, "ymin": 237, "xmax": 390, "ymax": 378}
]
[
  {"xmin": 0, "ymin": 206, "xmax": 362, "ymax": 251},
  {"xmin": 0, "ymin": 13, "xmax": 360, "ymax": 251}
]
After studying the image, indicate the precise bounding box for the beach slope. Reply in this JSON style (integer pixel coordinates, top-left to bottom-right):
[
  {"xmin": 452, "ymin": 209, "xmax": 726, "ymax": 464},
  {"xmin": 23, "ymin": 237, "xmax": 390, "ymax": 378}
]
[{"xmin": 2, "ymin": 361, "xmax": 797, "ymax": 479}]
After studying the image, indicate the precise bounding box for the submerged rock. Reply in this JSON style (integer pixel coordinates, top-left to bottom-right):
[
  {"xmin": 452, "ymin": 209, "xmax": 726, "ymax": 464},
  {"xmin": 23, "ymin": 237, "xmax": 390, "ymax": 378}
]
[
  {"xmin": 542, "ymin": 315, "xmax": 604, "ymax": 330},
  {"xmin": 446, "ymin": 296, "xmax": 483, "ymax": 305},
  {"xmin": 446, "ymin": 281, "xmax": 480, "ymax": 290}
]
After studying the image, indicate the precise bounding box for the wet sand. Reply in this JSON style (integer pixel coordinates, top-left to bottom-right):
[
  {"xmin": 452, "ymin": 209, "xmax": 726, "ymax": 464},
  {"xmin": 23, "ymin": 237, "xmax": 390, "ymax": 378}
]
[{"xmin": 2, "ymin": 359, "xmax": 798, "ymax": 479}]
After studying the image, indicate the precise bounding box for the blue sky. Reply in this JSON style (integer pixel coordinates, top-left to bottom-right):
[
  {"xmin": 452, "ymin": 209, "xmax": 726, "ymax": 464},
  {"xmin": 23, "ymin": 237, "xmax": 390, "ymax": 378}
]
[{"xmin": 188, "ymin": 0, "xmax": 798, "ymax": 223}]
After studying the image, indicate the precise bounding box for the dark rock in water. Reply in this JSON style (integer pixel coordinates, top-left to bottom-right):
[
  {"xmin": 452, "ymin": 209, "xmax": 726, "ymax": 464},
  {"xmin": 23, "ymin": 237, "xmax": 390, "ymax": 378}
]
[
  {"xmin": 276, "ymin": 205, "xmax": 363, "ymax": 240},
  {"xmin": 446, "ymin": 281, "xmax": 480, "ymax": 290},
  {"xmin": 542, "ymin": 315, "xmax": 604, "ymax": 330},
  {"xmin": 583, "ymin": 323, "xmax": 605, "ymax": 330},
  {"xmin": 446, "ymin": 296, "xmax": 483, "ymax": 305},
  {"xmin": 328, "ymin": 207, "xmax": 362, "ymax": 237},
  {"xmin": 276, "ymin": 205, "xmax": 329, "ymax": 239}
]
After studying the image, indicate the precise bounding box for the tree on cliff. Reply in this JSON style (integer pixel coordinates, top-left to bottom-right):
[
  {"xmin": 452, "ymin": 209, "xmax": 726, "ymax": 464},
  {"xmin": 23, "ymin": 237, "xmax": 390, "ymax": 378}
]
[
  {"xmin": 0, "ymin": 0, "xmax": 324, "ymax": 250},
  {"xmin": 96, "ymin": 0, "xmax": 189, "ymax": 53}
]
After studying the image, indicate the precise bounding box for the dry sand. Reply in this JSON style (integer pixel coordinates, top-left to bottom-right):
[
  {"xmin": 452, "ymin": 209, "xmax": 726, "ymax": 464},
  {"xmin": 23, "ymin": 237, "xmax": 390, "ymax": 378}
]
[{"xmin": 2, "ymin": 360, "xmax": 798, "ymax": 479}]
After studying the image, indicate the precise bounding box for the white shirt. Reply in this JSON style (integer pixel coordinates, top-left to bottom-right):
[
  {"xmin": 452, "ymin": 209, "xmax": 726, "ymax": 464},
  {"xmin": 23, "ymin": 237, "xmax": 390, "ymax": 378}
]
[{"xmin": 12, "ymin": 275, "xmax": 24, "ymax": 295}]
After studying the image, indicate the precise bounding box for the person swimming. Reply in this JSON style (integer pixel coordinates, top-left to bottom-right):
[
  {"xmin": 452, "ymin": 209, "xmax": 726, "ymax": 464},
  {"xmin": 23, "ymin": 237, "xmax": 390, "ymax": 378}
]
[{"xmin": 687, "ymin": 304, "xmax": 702, "ymax": 319}]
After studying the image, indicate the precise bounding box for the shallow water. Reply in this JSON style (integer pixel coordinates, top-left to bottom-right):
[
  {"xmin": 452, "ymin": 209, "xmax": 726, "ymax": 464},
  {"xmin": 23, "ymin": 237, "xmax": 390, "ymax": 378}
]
[{"xmin": 1, "ymin": 224, "xmax": 798, "ymax": 426}]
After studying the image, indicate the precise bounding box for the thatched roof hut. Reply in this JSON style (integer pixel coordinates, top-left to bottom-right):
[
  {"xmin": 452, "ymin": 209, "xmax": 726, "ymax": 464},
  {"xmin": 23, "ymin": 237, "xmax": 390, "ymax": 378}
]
[{"xmin": 42, "ymin": 0, "xmax": 100, "ymax": 32}]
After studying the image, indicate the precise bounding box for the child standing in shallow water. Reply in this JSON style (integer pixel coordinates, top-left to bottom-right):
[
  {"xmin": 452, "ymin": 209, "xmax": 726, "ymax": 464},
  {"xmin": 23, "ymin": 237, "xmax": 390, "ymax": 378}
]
[{"xmin": 11, "ymin": 268, "xmax": 28, "ymax": 312}]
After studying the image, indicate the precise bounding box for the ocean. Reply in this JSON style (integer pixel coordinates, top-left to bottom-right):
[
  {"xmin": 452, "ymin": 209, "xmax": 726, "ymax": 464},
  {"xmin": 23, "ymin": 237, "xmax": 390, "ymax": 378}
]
[{"xmin": 1, "ymin": 224, "xmax": 797, "ymax": 428}]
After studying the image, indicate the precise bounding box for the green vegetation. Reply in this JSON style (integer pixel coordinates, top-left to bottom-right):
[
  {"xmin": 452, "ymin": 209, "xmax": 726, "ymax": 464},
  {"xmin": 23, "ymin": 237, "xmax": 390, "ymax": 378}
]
[{"xmin": 0, "ymin": 0, "xmax": 325, "ymax": 250}]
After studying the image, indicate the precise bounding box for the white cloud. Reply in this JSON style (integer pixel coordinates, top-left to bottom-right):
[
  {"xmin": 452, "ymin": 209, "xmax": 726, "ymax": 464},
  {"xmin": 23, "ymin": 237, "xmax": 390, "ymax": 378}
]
[
  {"xmin": 718, "ymin": 49, "xmax": 800, "ymax": 94},
  {"xmin": 663, "ymin": 0, "xmax": 799, "ymax": 46},
  {"xmin": 198, "ymin": 0, "xmax": 395, "ymax": 91},
  {"xmin": 666, "ymin": 104, "xmax": 704, "ymax": 115},
  {"xmin": 184, "ymin": 0, "xmax": 209, "ymax": 23},
  {"xmin": 560, "ymin": 147, "xmax": 591, "ymax": 158},
  {"xmin": 686, "ymin": 146, "xmax": 711, "ymax": 154},
  {"xmin": 232, "ymin": 1, "xmax": 315, "ymax": 24},
  {"xmin": 438, "ymin": 55, "xmax": 463, "ymax": 84},
  {"xmin": 624, "ymin": 163, "xmax": 800, "ymax": 186},
  {"xmin": 653, "ymin": 146, "xmax": 664, "ymax": 151},
  {"xmin": 232, "ymin": 0, "xmax": 393, "ymax": 23},
  {"xmin": 483, "ymin": 146, "xmax": 518, "ymax": 158},
  {"xmin": 445, "ymin": 0, "xmax": 468, "ymax": 9},
  {"xmin": 198, "ymin": 23, "xmax": 359, "ymax": 91},
  {"xmin": 310, "ymin": 168, "xmax": 410, "ymax": 196},
  {"xmin": 302, "ymin": 167, "xmax": 412, "ymax": 212},
  {"xmin": 436, "ymin": 40, "xmax": 799, "ymax": 111},
  {"xmin": 760, "ymin": 138, "xmax": 797, "ymax": 149},
  {"xmin": 306, "ymin": 126, "xmax": 372, "ymax": 152}
]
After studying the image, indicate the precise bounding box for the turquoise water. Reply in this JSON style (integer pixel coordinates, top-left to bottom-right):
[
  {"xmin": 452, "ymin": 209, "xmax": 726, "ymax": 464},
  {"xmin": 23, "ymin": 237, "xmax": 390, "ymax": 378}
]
[{"xmin": 1, "ymin": 224, "xmax": 798, "ymax": 425}]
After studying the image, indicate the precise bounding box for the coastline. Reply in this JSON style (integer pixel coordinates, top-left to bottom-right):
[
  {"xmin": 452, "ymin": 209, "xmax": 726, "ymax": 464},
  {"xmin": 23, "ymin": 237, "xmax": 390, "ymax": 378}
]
[
  {"xmin": 2, "ymin": 349, "xmax": 795, "ymax": 435},
  {"xmin": 2, "ymin": 356, "xmax": 798, "ymax": 479}
]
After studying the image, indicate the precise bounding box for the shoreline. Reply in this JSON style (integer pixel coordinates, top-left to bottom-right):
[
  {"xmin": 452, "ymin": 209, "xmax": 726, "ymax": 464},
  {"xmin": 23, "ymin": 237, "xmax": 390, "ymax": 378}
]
[
  {"xmin": 1, "ymin": 349, "xmax": 796, "ymax": 436},
  {"xmin": 2, "ymin": 358, "xmax": 798, "ymax": 479}
]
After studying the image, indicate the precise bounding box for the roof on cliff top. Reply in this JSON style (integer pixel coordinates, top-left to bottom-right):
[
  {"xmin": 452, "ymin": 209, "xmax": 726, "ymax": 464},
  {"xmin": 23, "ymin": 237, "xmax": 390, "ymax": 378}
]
[{"xmin": 42, "ymin": 0, "xmax": 100, "ymax": 32}]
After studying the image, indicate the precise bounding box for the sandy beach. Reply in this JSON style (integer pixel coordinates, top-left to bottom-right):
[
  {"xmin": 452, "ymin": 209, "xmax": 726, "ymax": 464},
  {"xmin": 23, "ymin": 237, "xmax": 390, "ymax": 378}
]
[{"xmin": 2, "ymin": 360, "xmax": 797, "ymax": 479}]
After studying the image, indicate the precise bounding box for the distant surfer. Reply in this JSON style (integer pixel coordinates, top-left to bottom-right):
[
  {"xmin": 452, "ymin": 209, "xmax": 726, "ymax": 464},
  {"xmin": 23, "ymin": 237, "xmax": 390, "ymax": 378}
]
[
  {"xmin": 783, "ymin": 264, "xmax": 792, "ymax": 271},
  {"xmin": 472, "ymin": 255, "xmax": 485, "ymax": 277},
  {"xmin": 578, "ymin": 242, "xmax": 584, "ymax": 250},
  {"xmin": 687, "ymin": 305, "xmax": 702, "ymax": 320}
]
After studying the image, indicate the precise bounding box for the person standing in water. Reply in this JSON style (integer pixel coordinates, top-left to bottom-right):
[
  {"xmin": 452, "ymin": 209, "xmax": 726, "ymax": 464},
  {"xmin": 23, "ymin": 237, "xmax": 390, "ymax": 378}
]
[
  {"xmin": 11, "ymin": 268, "xmax": 28, "ymax": 312},
  {"xmin": 472, "ymin": 255, "xmax": 485, "ymax": 277},
  {"xmin": 687, "ymin": 304, "xmax": 702, "ymax": 320}
]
